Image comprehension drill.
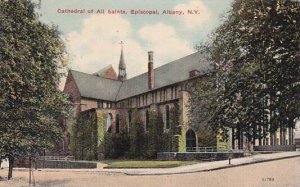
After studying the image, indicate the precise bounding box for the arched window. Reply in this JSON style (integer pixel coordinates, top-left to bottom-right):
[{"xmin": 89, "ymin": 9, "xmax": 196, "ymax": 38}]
[
  {"xmin": 166, "ymin": 105, "xmax": 170, "ymax": 129},
  {"xmin": 186, "ymin": 129, "xmax": 197, "ymax": 152},
  {"xmin": 145, "ymin": 110, "xmax": 149, "ymax": 132},
  {"xmin": 106, "ymin": 113, "xmax": 113, "ymax": 133},
  {"xmin": 116, "ymin": 114, "xmax": 120, "ymax": 133}
]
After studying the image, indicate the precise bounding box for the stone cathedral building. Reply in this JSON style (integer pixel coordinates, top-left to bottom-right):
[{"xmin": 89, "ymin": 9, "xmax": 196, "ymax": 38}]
[
  {"xmin": 64, "ymin": 48, "xmax": 212, "ymax": 155},
  {"xmin": 63, "ymin": 47, "xmax": 295, "ymax": 157}
]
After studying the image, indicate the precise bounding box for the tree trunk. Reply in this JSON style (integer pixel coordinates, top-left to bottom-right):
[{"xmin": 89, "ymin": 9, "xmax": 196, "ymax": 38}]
[
  {"xmin": 8, "ymin": 157, "xmax": 14, "ymax": 180},
  {"xmin": 289, "ymin": 127, "xmax": 292, "ymax": 145},
  {"xmin": 274, "ymin": 132, "xmax": 278, "ymax": 145},
  {"xmin": 237, "ymin": 127, "xmax": 241, "ymax": 149},
  {"xmin": 259, "ymin": 125, "xmax": 262, "ymax": 146},
  {"xmin": 291, "ymin": 128, "xmax": 294, "ymax": 144},
  {"xmin": 232, "ymin": 127, "xmax": 235, "ymax": 149},
  {"xmin": 240, "ymin": 132, "xmax": 244, "ymax": 150}
]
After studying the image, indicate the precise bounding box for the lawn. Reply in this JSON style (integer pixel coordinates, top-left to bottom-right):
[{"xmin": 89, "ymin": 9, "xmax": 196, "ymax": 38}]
[{"xmin": 102, "ymin": 160, "xmax": 199, "ymax": 169}]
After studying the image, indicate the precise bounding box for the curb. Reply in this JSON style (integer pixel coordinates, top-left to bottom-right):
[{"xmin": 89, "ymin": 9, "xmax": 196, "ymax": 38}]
[
  {"xmin": 10, "ymin": 154, "xmax": 300, "ymax": 176},
  {"xmin": 124, "ymin": 154, "xmax": 300, "ymax": 176}
]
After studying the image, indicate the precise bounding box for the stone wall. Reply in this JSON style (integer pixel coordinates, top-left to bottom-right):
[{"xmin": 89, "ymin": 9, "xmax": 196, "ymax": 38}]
[
  {"xmin": 254, "ymin": 145, "xmax": 296, "ymax": 151},
  {"xmin": 36, "ymin": 160, "xmax": 97, "ymax": 169},
  {"xmin": 295, "ymin": 138, "xmax": 300, "ymax": 149},
  {"xmin": 64, "ymin": 71, "xmax": 81, "ymax": 115},
  {"xmin": 81, "ymin": 98, "xmax": 98, "ymax": 112},
  {"xmin": 157, "ymin": 152, "xmax": 245, "ymax": 161}
]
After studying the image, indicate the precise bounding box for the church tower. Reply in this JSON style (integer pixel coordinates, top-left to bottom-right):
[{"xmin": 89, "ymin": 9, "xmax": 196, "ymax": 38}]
[{"xmin": 118, "ymin": 42, "xmax": 127, "ymax": 81}]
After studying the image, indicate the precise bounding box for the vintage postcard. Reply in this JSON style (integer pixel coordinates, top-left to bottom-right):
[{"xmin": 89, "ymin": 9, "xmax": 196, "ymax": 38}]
[{"xmin": 0, "ymin": 0, "xmax": 299, "ymax": 186}]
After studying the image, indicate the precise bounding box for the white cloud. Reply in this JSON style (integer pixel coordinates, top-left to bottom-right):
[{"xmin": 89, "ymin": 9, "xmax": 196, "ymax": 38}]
[
  {"xmin": 63, "ymin": 14, "xmax": 195, "ymax": 91},
  {"xmin": 66, "ymin": 14, "xmax": 145, "ymax": 78},
  {"xmin": 138, "ymin": 22, "xmax": 194, "ymax": 67},
  {"xmin": 174, "ymin": 0, "xmax": 211, "ymax": 30}
]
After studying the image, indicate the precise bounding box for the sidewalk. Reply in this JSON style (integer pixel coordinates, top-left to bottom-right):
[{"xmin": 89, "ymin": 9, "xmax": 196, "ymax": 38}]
[
  {"xmin": 103, "ymin": 151, "xmax": 300, "ymax": 175},
  {"xmin": 13, "ymin": 151, "xmax": 300, "ymax": 176}
]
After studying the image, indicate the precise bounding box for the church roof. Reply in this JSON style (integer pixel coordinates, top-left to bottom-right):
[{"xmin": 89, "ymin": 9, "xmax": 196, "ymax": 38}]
[
  {"xmin": 93, "ymin": 65, "xmax": 114, "ymax": 77},
  {"xmin": 92, "ymin": 65, "xmax": 118, "ymax": 80},
  {"xmin": 70, "ymin": 70, "xmax": 122, "ymax": 101},
  {"xmin": 116, "ymin": 51, "xmax": 212, "ymax": 100},
  {"xmin": 68, "ymin": 51, "xmax": 213, "ymax": 101}
]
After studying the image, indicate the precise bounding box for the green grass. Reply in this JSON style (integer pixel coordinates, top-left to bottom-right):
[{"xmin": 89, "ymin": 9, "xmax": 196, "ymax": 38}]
[{"xmin": 101, "ymin": 160, "xmax": 199, "ymax": 169}]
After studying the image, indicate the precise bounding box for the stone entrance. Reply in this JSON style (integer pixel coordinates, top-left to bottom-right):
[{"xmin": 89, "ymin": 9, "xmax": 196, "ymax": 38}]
[{"xmin": 186, "ymin": 129, "xmax": 197, "ymax": 152}]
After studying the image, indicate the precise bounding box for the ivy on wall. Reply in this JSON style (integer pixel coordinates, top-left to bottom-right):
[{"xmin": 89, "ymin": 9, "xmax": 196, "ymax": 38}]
[
  {"xmin": 128, "ymin": 109, "xmax": 145, "ymax": 158},
  {"xmin": 96, "ymin": 113, "xmax": 106, "ymax": 158},
  {"xmin": 71, "ymin": 103, "xmax": 186, "ymax": 160},
  {"xmin": 104, "ymin": 132, "xmax": 129, "ymax": 159},
  {"xmin": 70, "ymin": 109, "xmax": 98, "ymax": 160},
  {"xmin": 169, "ymin": 105, "xmax": 186, "ymax": 152}
]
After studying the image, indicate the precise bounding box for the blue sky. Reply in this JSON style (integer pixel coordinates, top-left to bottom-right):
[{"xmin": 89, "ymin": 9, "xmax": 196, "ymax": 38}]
[{"xmin": 36, "ymin": 0, "xmax": 233, "ymax": 87}]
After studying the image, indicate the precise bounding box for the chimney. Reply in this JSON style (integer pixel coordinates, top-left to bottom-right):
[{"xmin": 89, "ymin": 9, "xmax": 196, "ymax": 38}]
[{"xmin": 148, "ymin": 51, "xmax": 154, "ymax": 90}]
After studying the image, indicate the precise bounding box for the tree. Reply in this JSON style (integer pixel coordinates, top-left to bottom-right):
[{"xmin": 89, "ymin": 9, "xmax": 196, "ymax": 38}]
[
  {"xmin": 187, "ymin": 74, "xmax": 219, "ymax": 147},
  {"xmin": 0, "ymin": 0, "xmax": 70, "ymax": 179},
  {"xmin": 200, "ymin": 0, "xmax": 300, "ymax": 150}
]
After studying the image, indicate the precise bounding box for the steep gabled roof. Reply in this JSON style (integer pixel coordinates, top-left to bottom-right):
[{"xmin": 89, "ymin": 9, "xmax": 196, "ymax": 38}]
[
  {"xmin": 70, "ymin": 70, "xmax": 122, "ymax": 101},
  {"xmin": 116, "ymin": 51, "xmax": 212, "ymax": 100},
  {"xmin": 67, "ymin": 51, "xmax": 213, "ymax": 101}
]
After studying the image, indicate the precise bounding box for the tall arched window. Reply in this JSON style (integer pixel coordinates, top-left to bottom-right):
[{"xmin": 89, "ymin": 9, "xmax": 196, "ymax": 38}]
[
  {"xmin": 166, "ymin": 105, "xmax": 170, "ymax": 129},
  {"xmin": 145, "ymin": 110, "xmax": 149, "ymax": 132},
  {"xmin": 186, "ymin": 129, "xmax": 197, "ymax": 152},
  {"xmin": 106, "ymin": 113, "xmax": 113, "ymax": 133},
  {"xmin": 116, "ymin": 114, "xmax": 120, "ymax": 133}
]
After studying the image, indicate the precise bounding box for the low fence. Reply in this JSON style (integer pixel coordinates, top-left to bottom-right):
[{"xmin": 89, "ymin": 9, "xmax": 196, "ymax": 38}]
[
  {"xmin": 14, "ymin": 156, "xmax": 97, "ymax": 169},
  {"xmin": 186, "ymin": 146, "xmax": 218, "ymax": 152},
  {"xmin": 157, "ymin": 152, "xmax": 245, "ymax": 161},
  {"xmin": 254, "ymin": 145, "xmax": 296, "ymax": 152},
  {"xmin": 36, "ymin": 160, "xmax": 97, "ymax": 169},
  {"xmin": 38, "ymin": 156, "xmax": 75, "ymax": 161}
]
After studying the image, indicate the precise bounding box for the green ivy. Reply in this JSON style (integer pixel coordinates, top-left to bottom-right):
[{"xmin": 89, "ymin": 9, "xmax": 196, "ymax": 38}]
[
  {"xmin": 96, "ymin": 113, "xmax": 106, "ymax": 156},
  {"xmin": 104, "ymin": 132, "xmax": 129, "ymax": 159},
  {"xmin": 70, "ymin": 109, "xmax": 98, "ymax": 160},
  {"xmin": 71, "ymin": 103, "xmax": 186, "ymax": 159}
]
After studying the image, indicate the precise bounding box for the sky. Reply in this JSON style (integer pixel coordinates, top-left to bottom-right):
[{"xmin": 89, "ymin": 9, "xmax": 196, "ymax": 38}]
[
  {"xmin": 36, "ymin": 0, "xmax": 300, "ymax": 137},
  {"xmin": 36, "ymin": 0, "xmax": 233, "ymax": 89}
]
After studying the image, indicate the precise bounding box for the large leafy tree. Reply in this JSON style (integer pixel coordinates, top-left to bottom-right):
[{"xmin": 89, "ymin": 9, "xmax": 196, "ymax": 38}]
[
  {"xmin": 192, "ymin": 0, "xmax": 300, "ymax": 150},
  {"xmin": 187, "ymin": 73, "xmax": 219, "ymax": 147},
  {"xmin": 0, "ymin": 0, "xmax": 70, "ymax": 179}
]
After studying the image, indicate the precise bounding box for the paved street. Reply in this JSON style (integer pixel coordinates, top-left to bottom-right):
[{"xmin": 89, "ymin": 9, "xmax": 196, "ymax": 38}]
[
  {"xmin": 1, "ymin": 155, "xmax": 300, "ymax": 187},
  {"xmin": 102, "ymin": 151, "xmax": 300, "ymax": 175}
]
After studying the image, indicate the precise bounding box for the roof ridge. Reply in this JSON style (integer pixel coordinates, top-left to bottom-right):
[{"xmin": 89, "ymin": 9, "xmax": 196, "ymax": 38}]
[
  {"xmin": 123, "ymin": 51, "xmax": 200, "ymax": 81},
  {"xmin": 70, "ymin": 69, "xmax": 121, "ymax": 82}
]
